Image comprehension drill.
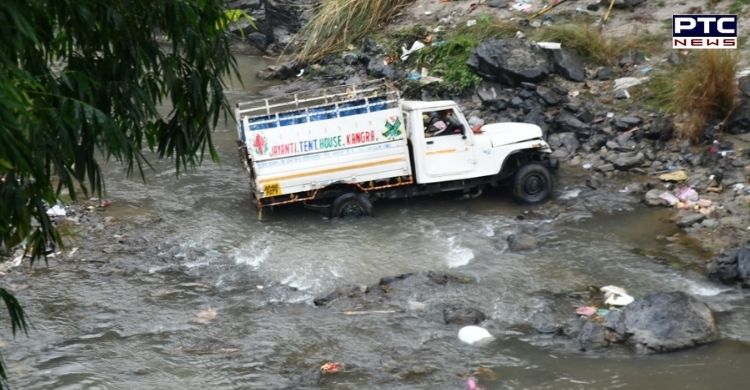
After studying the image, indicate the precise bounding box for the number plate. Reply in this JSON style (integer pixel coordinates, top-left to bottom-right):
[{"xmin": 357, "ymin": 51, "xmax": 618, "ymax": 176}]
[{"xmin": 263, "ymin": 182, "xmax": 281, "ymax": 197}]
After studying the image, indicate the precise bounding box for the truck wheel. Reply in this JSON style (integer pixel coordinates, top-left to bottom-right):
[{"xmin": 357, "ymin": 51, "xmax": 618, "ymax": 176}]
[
  {"xmin": 512, "ymin": 162, "xmax": 552, "ymax": 204},
  {"xmin": 330, "ymin": 192, "xmax": 373, "ymax": 218}
]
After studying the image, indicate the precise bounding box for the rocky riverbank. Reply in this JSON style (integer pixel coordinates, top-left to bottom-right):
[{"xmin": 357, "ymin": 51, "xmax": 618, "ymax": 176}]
[{"xmin": 248, "ymin": 0, "xmax": 750, "ymax": 258}]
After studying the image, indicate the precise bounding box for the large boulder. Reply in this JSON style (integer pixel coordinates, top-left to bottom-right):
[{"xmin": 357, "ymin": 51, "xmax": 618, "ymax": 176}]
[
  {"xmin": 707, "ymin": 246, "xmax": 750, "ymax": 287},
  {"xmin": 467, "ymin": 39, "xmax": 552, "ymax": 84},
  {"xmin": 621, "ymin": 292, "xmax": 717, "ymax": 353}
]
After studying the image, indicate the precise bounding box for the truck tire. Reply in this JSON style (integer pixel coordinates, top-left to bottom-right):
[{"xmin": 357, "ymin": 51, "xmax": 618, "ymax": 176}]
[
  {"xmin": 512, "ymin": 162, "xmax": 552, "ymax": 204},
  {"xmin": 330, "ymin": 192, "xmax": 373, "ymax": 218}
]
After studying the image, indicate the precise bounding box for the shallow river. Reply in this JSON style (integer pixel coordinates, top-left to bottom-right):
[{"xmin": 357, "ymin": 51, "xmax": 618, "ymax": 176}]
[{"xmin": 3, "ymin": 56, "xmax": 750, "ymax": 389}]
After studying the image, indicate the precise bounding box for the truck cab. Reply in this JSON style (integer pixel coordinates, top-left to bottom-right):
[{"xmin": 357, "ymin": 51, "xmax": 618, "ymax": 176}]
[{"xmin": 402, "ymin": 100, "xmax": 552, "ymax": 198}]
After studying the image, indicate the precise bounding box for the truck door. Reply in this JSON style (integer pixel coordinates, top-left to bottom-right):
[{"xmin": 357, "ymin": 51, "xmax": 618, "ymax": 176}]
[{"xmin": 421, "ymin": 108, "xmax": 476, "ymax": 178}]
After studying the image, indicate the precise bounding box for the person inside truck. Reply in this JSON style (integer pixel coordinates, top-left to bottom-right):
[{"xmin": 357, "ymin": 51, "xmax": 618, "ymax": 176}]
[{"xmin": 424, "ymin": 109, "xmax": 464, "ymax": 137}]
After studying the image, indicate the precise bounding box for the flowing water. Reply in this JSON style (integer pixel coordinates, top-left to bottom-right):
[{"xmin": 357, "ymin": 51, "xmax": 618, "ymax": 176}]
[{"xmin": 3, "ymin": 56, "xmax": 750, "ymax": 389}]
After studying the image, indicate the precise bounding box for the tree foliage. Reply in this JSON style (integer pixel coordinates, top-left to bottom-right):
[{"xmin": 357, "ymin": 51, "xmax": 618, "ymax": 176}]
[{"xmin": 0, "ymin": 0, "xmax": 239, "ymax": 387}]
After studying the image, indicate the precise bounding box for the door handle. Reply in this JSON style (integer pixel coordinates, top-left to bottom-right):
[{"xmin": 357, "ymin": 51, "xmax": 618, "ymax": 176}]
[{"xmin": 426, "ymin": 141, "xmax": 434, "ymax": 145}]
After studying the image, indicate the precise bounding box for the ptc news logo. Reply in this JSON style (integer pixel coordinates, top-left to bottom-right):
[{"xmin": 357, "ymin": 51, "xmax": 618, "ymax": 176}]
[{"xmin": 672, "ymin": 15, "xmax": 738, "ymax": 49}]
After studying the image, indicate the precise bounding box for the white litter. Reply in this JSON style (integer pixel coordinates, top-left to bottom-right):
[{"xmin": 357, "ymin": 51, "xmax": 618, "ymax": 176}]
[
  {"xmin": 614, "ymin": 77, "xmax": 647, "ymax": 91},
  {"xmin": 601, "ymin": 285, "xmax": 635, "ymax": 306},
  {"xmin": 400, "ymin": 41, "xmax": 426, "ymax": 61},
  {"xmin": 537, "ymin": 42, "xmax": 562, "ymax": 50},
  {"xmin": 46, "ymin": 204, "xmax": 67, "ymax": 217},
  {"xmin": 466, "ymin": 19, "xmax": 477, "ymax": 27},
  {"xmin": 458, "ymin": 325, "xmax": 495, "ymax": 345}
]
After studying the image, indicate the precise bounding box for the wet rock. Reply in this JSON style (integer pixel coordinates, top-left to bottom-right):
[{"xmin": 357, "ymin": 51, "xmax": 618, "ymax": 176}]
[
  {"xmin": 644, "ymin": 189, "xmax": 667, "ymax": 207},
  {"xmin": 443, "ymin": 306, "xmax": 487, "ymax": 325},
  {"xmin": 550, "ymin": 49, "xmax": 586, "ymax": 82},
  {"xmin": 507, "ymin": 233, "xmax": 538, "ymax": 251},
  {"xmin": 726, "ymin": 99, "xmax": 750, "ymax": 134},
  {"xmin": 578, "ymin": 321, "xmax": 608, "ymax": 351},
  {"xmin": 677, "ymin": 213, "xmax": 706, "ymax": 228},
  {"xmin": 467, "ymin": 39, "xmax": 552, "ymax": 84},
  {"xmin": 622, "ymin": 292, "xmax": 717, "ymax": 353},
  {"xmin": 313, "ymin": 285, "xmax": 366, "ymax": 306},
  {"xmin": 707, "ymin": 246, "xmax": 750, "ymax": 287},
  {"xmin": 596, "ymin": 66, "xmax": 614, "ymax": 80}
]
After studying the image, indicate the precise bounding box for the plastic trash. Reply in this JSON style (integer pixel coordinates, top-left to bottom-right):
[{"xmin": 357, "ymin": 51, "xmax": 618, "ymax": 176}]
[
  {"xmin": 576, "ymin": 306, "xmax": 596, "ymax": 316},
  {"xmin": 659, "ymin": 170, "xmax": 688, "ymax": 182},
  {"xmin": 400, "ymin": 40, "xmax": 426, "ymax": 61},
  {"xmin": 613, "ymin": 77, "xmax": 646, "ymax": 91},
  {"xmin": 601, "ymin": 285, "xmax": 634, "ymax": 306},
  {"xmin": 596, "ymin": 308, "xmax": 610, "ymax": 317},
  {"xmin": 676, "ymin": 186, "xmax": 699, "ymax": 202},
  {"xmin": 537, "ymin": 42, "xmax": 562, "ymax": 50},
  {"xmin": 320, "ymin": 362, "xmax": 343, "ymax": 374},
  {"xmin": 46, "ymin": 204, "xmax": 67, "ymax": 217},
  {"xmin": 659, "ymin": 191, "xmax": 679, "ymax": 206},
  {"xmin": 407, "ymin": 70, "xmax": 421, "ymax": 81},
  {"xmin": 458, "ymin": 326, "xmax": 495, "ymax": 345},
  {"xmin": 466, "ymin": 377, "xmax": 479, "ymax": 390},
  {"xmin": 466, "ymin": 19, "xmax": 477, "ymax": 27}
]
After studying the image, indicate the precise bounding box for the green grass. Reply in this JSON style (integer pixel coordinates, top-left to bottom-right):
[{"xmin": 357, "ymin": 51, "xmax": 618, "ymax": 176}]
[
  {"xmin": 729, "ymin": 0, "xmax": 749, "ymax": 13},
  {"xmin": 404, "ymin": 15, "xmax": 517, "ymax": 93}
]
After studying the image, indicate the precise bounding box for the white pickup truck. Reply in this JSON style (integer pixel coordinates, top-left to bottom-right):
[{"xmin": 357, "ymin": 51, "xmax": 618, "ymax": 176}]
[{"xmin": 235, "ymin": 81, "xmax": 555, "ymax": 218}]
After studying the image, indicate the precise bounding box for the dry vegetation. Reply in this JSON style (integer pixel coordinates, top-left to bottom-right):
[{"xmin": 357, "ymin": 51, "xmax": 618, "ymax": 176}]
[
  {"xmin": 671, "ymin": 50, "xmax": 739, "ymax": 142},
  {"xmin": 533, "ymin": 23, "xmax": 664, "ymax": 65},
  {"xmin": 294, "ymin": 0, "xmax": 413, "ymax": 63}
]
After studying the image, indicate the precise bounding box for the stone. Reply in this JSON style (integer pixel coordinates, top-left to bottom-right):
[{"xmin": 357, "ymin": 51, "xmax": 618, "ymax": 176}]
[
  {"xmin": 644, "ymin": 189, "xmax": 668, "ymax": 207},
  {"xmin": 707, "ymin": 246, "xmax": 750, "ymax": 287},
  {"xmin": 596, "ymin": 66, "xmax": 614, "ymax": 80},
  {"xmin": 366, "ymin": 56, "xmax": 395, "ymax": 78},
  {"xmin": 507, "ymin": 234, "xmax": 538, "ymax": 251},
  {"xmin": 487, "ymin": 0, "xmax": 509, "ymax": 7},
  {"xmin": 726, "ymin": 99, "xmax": 750, "ymax": 134},
  {"xmin": 613, "ymin": 115, "xmax": 642, "ymax": 131},
  {"xmin": 550, "ymin": 49, "xmax": 586, "ymax": 82},
  {"xmin": 596, "ymin": 163, "xmax": 615, "ymax": 173},
  {"xmin": 609, "ymin": 152, "xmax": 645, "ymax": 170},
  {"xmin": 559, "ymin": 132, "xmax": 580, "ymax": 154},
  {"xmin": 443, "ymin": 306, "xmax": 487, "ymax": 325},
  {"xmin": 645, "ymin": 115, "xmax": 675, "ymax": 141},
  {"xmin": 676, "ymin": 213, "xmax": 706, "ymax": 228},
  {"xmin": 554, "ymin": 111, "xmax": 588, "ymax": 134},
  {"xmin": 739, "ymin": 76, "xmax": 750, "ymax": 98},
  {"xmin": 622, "ymin": 292, "xmax": 717, "ymax": 353},
  {"xmin": 476, "ymin": 81, "xmax": 505, "ymax": 105},
  {"xmin": 467, "ymin": 39, "xmax": 552, "ymax": 84},
  {"xmin": 614, "ymin": 89, "xmax": 630, "ymax": 99},
  {"xmin": 578, "ymin": 321, "xmax": 608, "ymax": 351},
  {"xmin": 536, "ymin": 86, "xmax": 561, "ymax": 106}
]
